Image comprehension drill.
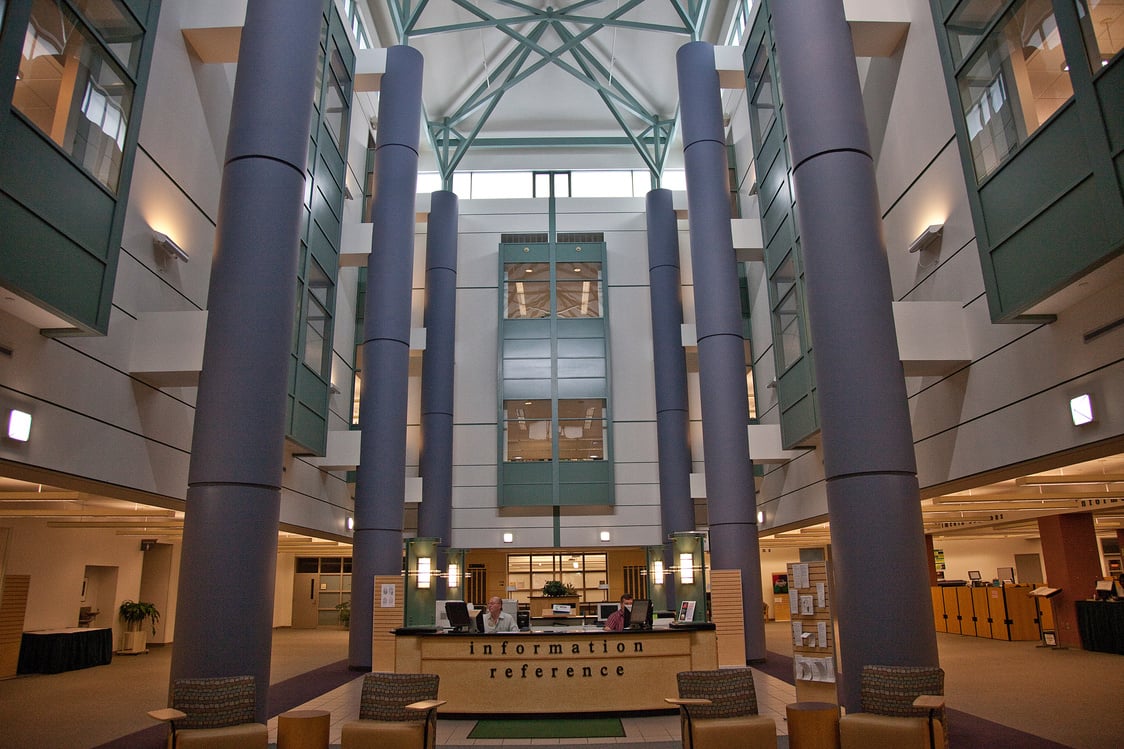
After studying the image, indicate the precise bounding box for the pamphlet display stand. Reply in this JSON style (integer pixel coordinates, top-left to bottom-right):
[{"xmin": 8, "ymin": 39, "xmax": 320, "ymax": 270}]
[
  {"xmin": 1028, "ymin": 587, "xmax": 1063, "ymax": 649},
  {"xmin": 787, "ymin": 561, "xmax": 837, "ymax": 703}
]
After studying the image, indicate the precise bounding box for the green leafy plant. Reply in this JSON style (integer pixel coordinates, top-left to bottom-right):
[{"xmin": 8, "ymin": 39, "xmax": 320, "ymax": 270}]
[
  {"xmin": 335, "ymin": 600, "xmax": 351, "ymax": 629},
  {"xmin": 118, "ymin": 600, "xmax": 161, "ymax": 635},
  {"xmin": 541, "ymin": 580, "xmax": 577, "ymax": 597}
]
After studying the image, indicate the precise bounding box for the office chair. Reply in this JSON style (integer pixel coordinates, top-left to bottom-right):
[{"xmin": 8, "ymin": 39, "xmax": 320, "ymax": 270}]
[
  {"xmin": 148, "ymin": 674, "xmax": 267, "ymax": 748},
  {"xmin": 340, "ymin": 672, "xmax": 446, "ymax": 749},
  {"xmin": 838, "ymin": 664, "xmax": 947, "ymax": 749},
  {"xmin": 665, "ymin": 668, "xmax": 777, "ymax": 749}
]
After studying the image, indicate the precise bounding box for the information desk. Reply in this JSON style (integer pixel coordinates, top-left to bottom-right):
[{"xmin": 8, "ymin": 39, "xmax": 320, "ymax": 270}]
[
  {"xmin": 394, "ymin": 624, "xmax": 717, "ymax": 715},
  {"xmin": 1075, "ymin": 600, "xmax": 1124, "ymax": 655},
  {"xmin": 18, "ymin": 627, "xmax": 113, "ymax": 674}
]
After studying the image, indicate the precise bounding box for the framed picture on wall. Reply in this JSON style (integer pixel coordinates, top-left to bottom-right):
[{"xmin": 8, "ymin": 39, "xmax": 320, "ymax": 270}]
[{"xmin": 773, "ymin": 573, "xmax": 789, "ymax": 594}]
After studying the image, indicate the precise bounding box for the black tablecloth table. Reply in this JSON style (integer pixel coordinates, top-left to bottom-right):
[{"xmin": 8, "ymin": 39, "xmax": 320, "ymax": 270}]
[
  {"xmin": 1075, "ymin": 601, "xmax": 1124, "ymax": 655},
  {"xmin": 17, "ymin": 627, "xmax": 113, "ymax": 674}
]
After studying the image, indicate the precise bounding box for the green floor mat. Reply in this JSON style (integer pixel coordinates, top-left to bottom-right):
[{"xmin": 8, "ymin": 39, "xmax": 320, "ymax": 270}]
[{"xmin": 467, "ymin": 717, "xmax": 626, "ymax": 739}]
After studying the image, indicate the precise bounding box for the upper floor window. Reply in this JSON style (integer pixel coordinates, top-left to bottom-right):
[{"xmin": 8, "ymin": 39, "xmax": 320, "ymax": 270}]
[
  {"xmin": 953, "ymin": 0, "xmax": 1073, "ymax": 181},
  {"xmin": 14, "ymin": 0, "xmax": 141, "ymax": 192},
  {"xmin": 1074, "ymin": 0, "xmax": 1123, "ymax": 73},
  {"xmin": 504, "ymin": 260, "xmax": 603, "ymax": 319}
]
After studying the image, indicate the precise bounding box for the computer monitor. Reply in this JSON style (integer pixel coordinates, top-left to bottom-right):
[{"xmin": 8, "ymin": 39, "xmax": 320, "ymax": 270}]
[
  {"xmin": 1094, "ymin": 580, "xmax": 1113, "ymax": 601},
  {"xmin": 997, "ymin": 566, "xmax": 1015, "ymax": 584},
  {"xmin": 597, "ymin": 602, "xmax": 619, "ymax": 623},
  {"xmin": 628, "ymin": 599, "xmax": 652, "ymax": 630},
  {"xmin": 968, "ymin": 570, "xmax": 982, "ymax": 582},
  {"xmin": 443, "ymin": 600, "xmax": 473, "ymax": 631}
]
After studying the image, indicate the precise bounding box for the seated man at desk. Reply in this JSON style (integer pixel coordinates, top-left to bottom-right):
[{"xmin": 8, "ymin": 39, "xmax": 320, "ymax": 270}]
[
  {"xmin": 478, "ymin": 596, "xmax": 519, "ymax": 633},
  {"xmin": 603, "ymin": 594, "xmax": 633, "ymax": 631}
]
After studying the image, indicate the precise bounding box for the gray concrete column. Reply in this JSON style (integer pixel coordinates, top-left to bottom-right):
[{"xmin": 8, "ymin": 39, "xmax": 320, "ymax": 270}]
[
  {"xmin": 418, "ymin": 190, "xmax": 459, "ymax": 596},
  {"xmin": 169, "ymin": 0, "xmax": 322, "ymax": 722},
  {"xmin": 771, "ymin": 0, "xmax": 939, "ymax": 711},
  {"xmin": 675, "ymin": 42, "xmax": 765, "ymax": 662},
  {"xmin": 646, "ymin": 188, "xmax": 694, "ymax": 606},
  {"xmin": 350, "ymin": 45, "xmax": 424, "ymax": 670}
]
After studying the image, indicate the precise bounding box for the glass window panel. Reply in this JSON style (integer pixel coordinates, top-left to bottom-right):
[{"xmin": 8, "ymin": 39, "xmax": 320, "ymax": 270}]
[
  {"xmin": 956, "ymin": 0, "xmax": 1072, "ymax": 181},
  {"xmin": 303, "ymin": 261, "xmax": 332, "ymax": 375},
  {"xmin": 558, "ymin": 398, "xmax": 605, "ymax": 461},
  {"xmin": 662, "ymin": 170, "xmax": 687, "ymax": 191},
  {"xmin": 323, "ymin": 48, "xmax": 350, "ymax": 149},
  {"xmin": 416, "ymin": 172, "xmax": 443, "ymax": 194},
  {"xmin": 508, "ymin": 555, "xmax": 531, "ymax": 574},
  {"xmin": 553, "ymin": 172, "xmax": 570, "ymax": 197},
  {"xmin": 748, "ymin": 48, "xmax": 775, "ymax": 146},
  {"xmin": 534, "ymin": 172, "xmax": 552, "ymax": 197},
  {"xmin": 555, "ymin": 262, "xmax": 602, "ymax": 318},
  {"xmin": 776, "ymin": 288, "xmax": 803, "ymax": 370},
  {"xmin": 15, "ymin": 0, "xmax": 134, "ymax": 192},
  {"xmin": 570, "ymin": 170, "xmax": 634, "ymax": 197},
  {"xmin": 1075, "ymin": 0, "xmax": 1123, "ymax": 72},
  {"xmin": 505, "ymin": 263, "xmax": 551, "ymax": 318},
  {"xmin": 71, "ymin": 0, "xmax": 141, "ymax": 72},
  {"xmin": 471, "ymin": 171, "xmax": 533, "ymax": 199},
  {"xmin": 504, "ymin": 399, "xmax": 552, "ymax": 462},
  {"xmin": 946, "ymin": 0, "xmax": 1007, "ymax": 66},
  {"xmin": 321, "ymin": 557, "xmax": 342, "ymax": 573}
]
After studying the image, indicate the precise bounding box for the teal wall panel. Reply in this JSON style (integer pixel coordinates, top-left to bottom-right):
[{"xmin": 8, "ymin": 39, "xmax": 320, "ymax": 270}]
[
  {"xmin": 0, "ymin": 197, "xmax": 107, "ymax": 324},
  {"xmin": 977, "ymin": 104, "xmax": 1090, "ymax": 244},
  {"xmin": 1097, "ymin": 63, "xmax": 1124, "ymax": 152},
  {"xmin": 990, "ymin": 177, "xmax": 1112, "ymax": 309}
]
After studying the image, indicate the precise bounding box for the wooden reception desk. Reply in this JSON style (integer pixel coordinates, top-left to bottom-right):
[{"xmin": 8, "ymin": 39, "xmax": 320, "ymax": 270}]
[{"xmin": 393, "ymin": 624, "xmax": 717, "ymax": 715}]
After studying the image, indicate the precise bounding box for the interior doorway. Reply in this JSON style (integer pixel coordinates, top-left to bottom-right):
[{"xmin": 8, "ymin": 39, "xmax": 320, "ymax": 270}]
[{"xmin": 82, "ymin": 565, "xmax": 118, "ymax": 635}]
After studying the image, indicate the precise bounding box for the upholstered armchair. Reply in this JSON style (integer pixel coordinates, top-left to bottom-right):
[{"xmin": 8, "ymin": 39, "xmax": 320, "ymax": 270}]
[
  {"xmin": 340, "ymin": 672, "xmax": 446, "ymax": 749},
  {"xmin": 665, "ymin": 668, "xmax": 777, "ymax": 749},
  {"xmin": 147, "ymin": 674, "xmax": 267, "ymax": 748},
  {"xmin": 838, "ymin": 665, "xmax": 947, "ymax": 749}
]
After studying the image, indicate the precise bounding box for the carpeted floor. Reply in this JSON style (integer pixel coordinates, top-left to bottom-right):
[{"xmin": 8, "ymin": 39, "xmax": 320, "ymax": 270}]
[{"xmin": 468, "ymin": 717, "xmax": 625, "ymax": 739}]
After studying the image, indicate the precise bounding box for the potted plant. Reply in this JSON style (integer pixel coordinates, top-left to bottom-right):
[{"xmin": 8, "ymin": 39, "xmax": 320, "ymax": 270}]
[
  {"xmin": 335, "ymin": 600, "xmax": 351, "ymax": 630},
  {"xmin": 541, "ymin": 580, "xmax": 577, "ymax": 597},
  {"xmin": 534, "ymin": 580, "xmax": 579, "ymax": 616},
  {"xmin": 118, "ymin": 600, "xmax": 160, "ymax": 654}
]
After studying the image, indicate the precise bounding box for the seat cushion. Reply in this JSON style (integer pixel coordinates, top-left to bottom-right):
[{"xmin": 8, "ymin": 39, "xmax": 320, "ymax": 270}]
[
  {"xmin": 687, "ymin": 714, "xmax": 776, "ymax": 749},
  {"xmin": 839, "ymin": 712, "xmax": 944, "ymax": 749},
  {"xmin": 175, "ymin": 722, "xmax": 267, "ymax": 749},
  {"xmin": 341, "ymin": 719, "xmax": 429, "ymax": 749}
]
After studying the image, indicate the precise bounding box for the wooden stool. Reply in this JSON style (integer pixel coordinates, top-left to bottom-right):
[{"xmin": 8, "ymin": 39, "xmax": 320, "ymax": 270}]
[
  {"xmin": 277, "ymin": 709, "xmax": 330, "ymax": 749},
  {"xmin": 786, "ymin": 701, "xmax": 840, "ymax": 749}
]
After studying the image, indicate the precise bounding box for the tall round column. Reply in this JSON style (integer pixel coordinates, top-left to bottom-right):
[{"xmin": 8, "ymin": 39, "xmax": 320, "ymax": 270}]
[
  {"xmin": 350, "ymin": 45, "xmax": 424, "ymax": 670},
  {"xmin": 771, "ymin": 0, "xmax": 939, "ymax": 710},
  {"xmin": 646, "ymin": 188, "xmax": 694, "ymax": 606},
  {"xmin": 418, "ymin": 190, "xmax": 459, "ymax": 594},
  {"xmin": 676, "ymin": 42, "xmax": 765, "ymax": 662},
  {"xmin": 170, "ymin": 0, "xmax": 322, "ymax": 722}
]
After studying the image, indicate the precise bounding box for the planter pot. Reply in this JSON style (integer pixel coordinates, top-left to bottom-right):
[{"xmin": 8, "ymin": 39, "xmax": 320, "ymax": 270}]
[
  {"xmin": 530, "ymin": 595, "xmax": 580, "ymax": 617},
  {"xmin": 119, "ymin": 629, "xmax": 148, "ymax": 654}
]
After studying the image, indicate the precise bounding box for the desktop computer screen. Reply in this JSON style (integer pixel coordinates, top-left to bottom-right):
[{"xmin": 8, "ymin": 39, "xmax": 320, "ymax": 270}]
[{"xmin": 628, "ymin": 599, "xmax": 652, "ymax": 630}]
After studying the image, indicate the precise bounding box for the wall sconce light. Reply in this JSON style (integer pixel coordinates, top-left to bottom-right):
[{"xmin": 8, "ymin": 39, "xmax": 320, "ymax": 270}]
[
  {"xmin": 417, "ymin": 556, "xmax": 432, "ymax": 589},
  {"xmin": 447, "ymin": 562, "xmax": 460, "ymax": 589},
  {"xmin": 502, "ymin": 532, "xmax": 514, "ymax": 544},
  {"xmin": 153, "ymin": 231, "xmax": 189, "ymax": 262},
  {"xmin": 7, "ymin": 409, "xmax": 31, "ymax": 442},
  {"xmin": 757, "ymin": 510, "xmax": 765, "ymax": 524},
  {"xmin": 679, "ymin": 553, "xmax": 695, "ymax": 584},
  {"xmin": 653, "ymin": 560, "xmax": 665, "ymax": 586},
  {"xmin": 1069, "ymin": 393, "xmax": 1094, "ymax": 426},
  {"xmin": 600, "ymin": 531, "xmax": 611, "ymax": 542},
  {"xmin": 346, "ymin": 516, "xmax": 354, "ymax": 530},
  {"xmin": 908, "ymin": 224, "xmax": 944, "ymax": 254}
]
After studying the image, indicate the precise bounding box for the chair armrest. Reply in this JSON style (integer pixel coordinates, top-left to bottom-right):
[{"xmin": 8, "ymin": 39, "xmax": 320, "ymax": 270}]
[
  {"xmin": 406, "ymin": 699, "xmax": 448, "ymax": 712},
  {"xmin": 148, "ymin": 708, "xmax": 187, "ymax": 722},
  {"xmin": 912, "ymin": 695, "xmax": 945, "ymax": 710},
  {"xmin": 665, "ymin": 698, "xmax": 713, "ymax": 707}
]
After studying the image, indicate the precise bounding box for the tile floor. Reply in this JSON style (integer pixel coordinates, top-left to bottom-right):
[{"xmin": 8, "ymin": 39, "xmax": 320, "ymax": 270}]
[{"xmin": 266, "ymin": 668, "xmax": 796, "ymax": 745}]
